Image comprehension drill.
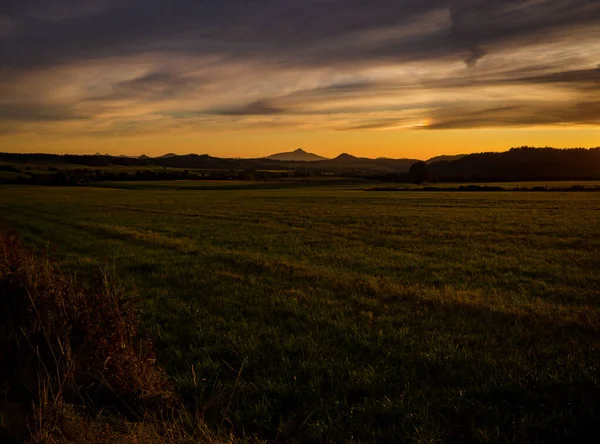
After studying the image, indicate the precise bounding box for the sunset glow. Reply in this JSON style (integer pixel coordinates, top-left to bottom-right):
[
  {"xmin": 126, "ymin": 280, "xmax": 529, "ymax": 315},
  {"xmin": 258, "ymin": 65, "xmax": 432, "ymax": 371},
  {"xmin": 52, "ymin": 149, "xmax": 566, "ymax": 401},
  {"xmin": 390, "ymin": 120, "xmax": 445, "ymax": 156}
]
[{"xmin": 1, "ymin": 0, "xmax": 599, "ymax": 159}]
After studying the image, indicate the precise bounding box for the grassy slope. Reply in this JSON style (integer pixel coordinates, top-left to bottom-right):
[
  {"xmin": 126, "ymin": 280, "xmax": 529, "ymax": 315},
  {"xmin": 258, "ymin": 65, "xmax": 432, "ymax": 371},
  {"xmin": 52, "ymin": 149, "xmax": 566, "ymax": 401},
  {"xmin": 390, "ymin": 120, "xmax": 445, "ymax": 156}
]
[{"xmin": 1, "ymin": 185, "xmax": 600, "ymax": 442}]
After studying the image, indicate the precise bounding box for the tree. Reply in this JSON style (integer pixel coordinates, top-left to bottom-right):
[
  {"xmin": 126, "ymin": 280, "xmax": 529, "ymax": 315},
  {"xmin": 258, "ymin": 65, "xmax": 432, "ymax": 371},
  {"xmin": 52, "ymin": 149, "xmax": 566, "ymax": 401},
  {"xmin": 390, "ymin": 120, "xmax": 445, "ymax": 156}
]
[{"xmin": 409, "ymin": 161, "xmax": 429, "ymax": 184}]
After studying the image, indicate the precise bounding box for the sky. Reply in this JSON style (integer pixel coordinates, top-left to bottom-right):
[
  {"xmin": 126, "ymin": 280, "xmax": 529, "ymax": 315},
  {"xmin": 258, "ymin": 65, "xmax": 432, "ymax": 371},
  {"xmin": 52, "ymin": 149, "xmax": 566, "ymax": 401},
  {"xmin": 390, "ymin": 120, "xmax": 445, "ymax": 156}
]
[{"xmin": 1, "ymin": 0, "xmax": 599, "ymax": 159}]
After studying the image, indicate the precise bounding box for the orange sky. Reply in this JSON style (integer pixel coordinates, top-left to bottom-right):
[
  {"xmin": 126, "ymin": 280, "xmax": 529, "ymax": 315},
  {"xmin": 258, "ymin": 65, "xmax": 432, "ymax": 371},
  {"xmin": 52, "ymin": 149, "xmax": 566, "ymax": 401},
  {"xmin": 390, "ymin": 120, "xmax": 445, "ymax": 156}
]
[
  {"xmin": 1, "ymin": 1, "xmax": 599, "ymax": 159},
  {"xmin": 2, "ymin": 127, "xmax": 600, "ymax": 160}
]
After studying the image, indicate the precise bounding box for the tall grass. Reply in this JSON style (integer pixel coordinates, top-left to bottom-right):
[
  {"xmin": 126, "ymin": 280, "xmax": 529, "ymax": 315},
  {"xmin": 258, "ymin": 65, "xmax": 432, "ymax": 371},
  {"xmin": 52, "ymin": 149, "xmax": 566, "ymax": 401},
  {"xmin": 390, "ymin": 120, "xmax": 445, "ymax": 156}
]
[{"xmin": 0, "ymin": 232, "xmax": 230, "ymax": 443}]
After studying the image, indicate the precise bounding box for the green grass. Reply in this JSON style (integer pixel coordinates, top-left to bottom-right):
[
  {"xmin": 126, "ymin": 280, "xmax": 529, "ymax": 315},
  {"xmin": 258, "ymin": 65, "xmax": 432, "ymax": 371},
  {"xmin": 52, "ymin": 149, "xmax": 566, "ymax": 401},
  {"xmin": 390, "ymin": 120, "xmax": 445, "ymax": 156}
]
[
  {"xmin": 1, "ymin": 184, "xmax": 600, "ymax": 442},
  {"xmin": 0, "ymin": 160, "xmax": 190, "ymax": 175},
  {"xmin": 88, "ymin": 180, "xmax": 328, "ymax": 191},
  {"xmin": 90, "ymin": 179, "xmax": 600, "ymax": 192},
  {"xmin": 376, "ymin": 181, "xmax": 600, "ymax": 190}
]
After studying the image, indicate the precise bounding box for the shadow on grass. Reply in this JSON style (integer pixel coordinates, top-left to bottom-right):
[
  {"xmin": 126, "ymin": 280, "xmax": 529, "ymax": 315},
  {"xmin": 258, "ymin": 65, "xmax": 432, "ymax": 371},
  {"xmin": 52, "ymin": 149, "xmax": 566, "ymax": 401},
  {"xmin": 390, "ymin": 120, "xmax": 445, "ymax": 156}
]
[{"xmin": 151, "ymin": 260, "xmax": 600, "ymax": 442}]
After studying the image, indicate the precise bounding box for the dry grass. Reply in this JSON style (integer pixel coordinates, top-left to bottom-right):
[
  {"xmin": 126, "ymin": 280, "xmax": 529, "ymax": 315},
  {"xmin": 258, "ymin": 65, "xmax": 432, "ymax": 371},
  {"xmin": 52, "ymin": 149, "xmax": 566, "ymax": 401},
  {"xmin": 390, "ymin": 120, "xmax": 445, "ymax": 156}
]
[{"xmin": 0, "ymin": 232, "xmax": 232, "ymax": 443}]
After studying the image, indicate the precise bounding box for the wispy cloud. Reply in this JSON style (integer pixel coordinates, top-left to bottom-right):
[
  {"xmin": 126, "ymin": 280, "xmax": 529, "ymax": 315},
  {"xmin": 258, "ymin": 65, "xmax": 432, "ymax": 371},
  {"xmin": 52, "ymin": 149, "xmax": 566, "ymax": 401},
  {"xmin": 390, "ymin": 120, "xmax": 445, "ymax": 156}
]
[
  {"xmin": 0, "ymin": 0, "xmax": 599, "ymax": 138},
  {"xmin": 427, "ymin": 101, "xmax": 600, "ymax": 129},
  {"xmin": 215, "ymin": 100, "xmax": 287, "ymax": 116},
  {"xmin": 0, "ymin": 104, "xmax": 91, "ymax": 122}
]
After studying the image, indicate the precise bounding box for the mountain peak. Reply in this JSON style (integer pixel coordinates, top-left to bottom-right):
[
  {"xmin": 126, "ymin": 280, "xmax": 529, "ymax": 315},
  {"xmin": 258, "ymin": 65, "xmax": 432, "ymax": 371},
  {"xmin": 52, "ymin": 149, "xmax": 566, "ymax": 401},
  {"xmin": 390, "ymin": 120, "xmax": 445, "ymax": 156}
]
[
  {"xmin": 263, "ymin": 149, "xmax": 328, "ymax": 162},
  {"xmin": 334, "ymin": 153, "xmax": 358, "ymax": 161}
]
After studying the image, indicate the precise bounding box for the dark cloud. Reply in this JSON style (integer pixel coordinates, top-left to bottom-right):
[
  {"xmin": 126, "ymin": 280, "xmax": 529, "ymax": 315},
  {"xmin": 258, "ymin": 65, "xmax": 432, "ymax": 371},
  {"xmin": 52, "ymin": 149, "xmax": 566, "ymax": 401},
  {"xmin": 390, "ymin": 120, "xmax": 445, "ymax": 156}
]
[
  {"xmin": 0, "ymin": 13, "xmax": 14, "ymax": 38},
  {"xmin": 427, "ymin": 102, "xmax": 600, "ymax": 129},
  {"xmin": 516, "ymin": 68, "xmax": 600, "ymax": 91},
  {"xmin": 0, "ymin": 0, "xmax": 446, "ymax": 70},
  {"xmin": 0, "ymin": 104, "xmax": 90, "ymax": 122},
  {"xmin": 86, "ymin": 71, "xmax": 203, "ymax": 102},
  {"xmin": 463, "ymin": 45, "xmax": 486, "ymax": 69},
  {"xmin": 448, "ymin": 0, "xmax": 600, "ymax": 67},
  {"xmin": 2, "ymin": 0, "xmax": 599, "ymax": 70},
  {"xmin": 215, "ymin": 100, "xmax": 287, "ymax": 116},
  {"xmin": 408, "ymin": 67, "xmax": 600, "ymax": 98}
]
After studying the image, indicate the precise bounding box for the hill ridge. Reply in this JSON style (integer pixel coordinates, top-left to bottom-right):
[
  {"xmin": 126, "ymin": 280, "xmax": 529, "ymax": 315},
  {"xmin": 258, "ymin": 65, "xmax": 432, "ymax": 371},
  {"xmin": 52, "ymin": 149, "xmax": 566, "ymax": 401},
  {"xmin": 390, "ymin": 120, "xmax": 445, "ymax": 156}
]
[{"xmin": 264, "ymin": 148, "xmax": 328, "ymax": 162}]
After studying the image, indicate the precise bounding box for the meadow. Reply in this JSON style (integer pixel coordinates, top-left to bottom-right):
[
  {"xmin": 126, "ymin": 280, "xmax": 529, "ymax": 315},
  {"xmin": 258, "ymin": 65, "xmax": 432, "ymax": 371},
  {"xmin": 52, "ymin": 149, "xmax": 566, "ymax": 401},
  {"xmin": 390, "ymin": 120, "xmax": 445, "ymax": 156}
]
[{"xmin": 1, "ymin": 183, "xmax": 599, "ymax": 442}]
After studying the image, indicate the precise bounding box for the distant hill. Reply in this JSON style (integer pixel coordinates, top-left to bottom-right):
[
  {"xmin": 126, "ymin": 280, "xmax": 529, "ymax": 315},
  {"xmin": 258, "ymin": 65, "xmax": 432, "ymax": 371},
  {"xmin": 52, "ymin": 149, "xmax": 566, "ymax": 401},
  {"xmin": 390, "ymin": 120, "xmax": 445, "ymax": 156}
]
[
  {"xmin": 158, "ymin": 153, "xmax": 178, "ymax": 159},
  {"xmin": 331, "ymin": 153, "xmax": 359, "ymax": 163},
  {"xmin": 264, "ymin": 148, "xmax": 328, "ymax": 162},
  {"xmin": 427, "ymin": 147, "xmax": 600, "ymax": 182},
  {"xmin": 426, "ymin": 154, "xmax": 466, "ymax": 164},
  {"xmin": 2, "ymin": 147, "xmax": 600, "ymax": 183},
  {"xmin": 318, "ymin": 153, "xmax": 417, "ymax": 173}
]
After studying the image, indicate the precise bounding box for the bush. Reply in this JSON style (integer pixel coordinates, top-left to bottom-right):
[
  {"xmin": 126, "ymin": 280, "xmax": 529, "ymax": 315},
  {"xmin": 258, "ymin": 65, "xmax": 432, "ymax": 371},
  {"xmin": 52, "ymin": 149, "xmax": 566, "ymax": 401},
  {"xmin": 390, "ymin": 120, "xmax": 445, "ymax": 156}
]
[{"xmin": 0, "ymin": 233, "xmax": 229, "ymax": 443}]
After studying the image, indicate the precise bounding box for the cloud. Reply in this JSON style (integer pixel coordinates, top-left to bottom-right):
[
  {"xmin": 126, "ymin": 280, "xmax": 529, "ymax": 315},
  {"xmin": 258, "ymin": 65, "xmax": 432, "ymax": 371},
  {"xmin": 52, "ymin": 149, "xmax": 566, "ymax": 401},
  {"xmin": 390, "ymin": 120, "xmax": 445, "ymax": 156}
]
[
  {"xmin": 448, "ymin": 0, "xmax": 600, "ymax": 66},
  {"xmin": 0, "ymin": 14, "xmax": 15, "ymax": 38},
  {"xmin": 2, "ymin": 0, "xmax": 598, "ymax": 70},
  {"xmin": 214, "ymin": 100, "xmax": 287, "ymax": 116},
  {"xmin": 427, "ymin": 101, "xmax": 600, "ymax": 129},
  {"xmin": 87, "ymin": 70, "xmax": 203, "ymax": 102},
  {"xmin": 516, "ymin": 68, "xmax": 600, "ymax": 91},
  {"xmin": 9, "ymin": 0, "xmax": 124, "ymax": 22},
  {"xmin": 415, "ymin": 66, "xmax": 600, "ymax": 94},
  {"xmin": 0, "ymin": 104, "xmax": 90, "ymax": 122},
  {"xmin": 339, "ymin": 119, "xmax": 406, "ymax": 131},
  {"xmin": 0, "ymin": 0, "xmax": 599, "ymax": 135}
]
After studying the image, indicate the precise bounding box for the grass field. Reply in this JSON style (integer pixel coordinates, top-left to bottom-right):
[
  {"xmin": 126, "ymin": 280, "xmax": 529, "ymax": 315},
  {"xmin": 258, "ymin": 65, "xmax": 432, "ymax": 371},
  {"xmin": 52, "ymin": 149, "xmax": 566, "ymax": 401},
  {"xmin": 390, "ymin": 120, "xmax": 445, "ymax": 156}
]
[
  {"xmin": 1, "ymin": 184, "xmax": 600, "ymax": 442},
  {"xmin": 88, "ymin": 180, "xmax": 348, "ymax": 191},
  {"xmin": 0, "ymin": 160, "xmax": 193, "ymax": 181}
]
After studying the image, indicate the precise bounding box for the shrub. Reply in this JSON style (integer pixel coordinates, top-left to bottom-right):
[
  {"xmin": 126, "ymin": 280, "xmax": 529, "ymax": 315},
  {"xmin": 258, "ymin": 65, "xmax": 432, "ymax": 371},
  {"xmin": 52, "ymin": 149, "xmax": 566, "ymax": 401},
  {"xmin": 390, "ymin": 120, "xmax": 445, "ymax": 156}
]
[{"xmin": 0, "ymin": 234, "xmax": 229, "ymax": 443}]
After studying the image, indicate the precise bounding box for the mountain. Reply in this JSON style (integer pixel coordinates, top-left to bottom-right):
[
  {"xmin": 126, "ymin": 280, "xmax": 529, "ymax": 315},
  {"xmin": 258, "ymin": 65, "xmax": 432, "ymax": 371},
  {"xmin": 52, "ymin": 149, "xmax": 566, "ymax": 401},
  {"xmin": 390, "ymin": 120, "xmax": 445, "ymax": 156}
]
[
  {"xmin": 3, "ymin": 147, "xmax": 600, "ymax": 182},
  {"xmin": 158, "ymin": 153, "xmax": 178, "ymax": 159},
  {"xmin": 138, "ymin": 154, "xmax": 150, "ymax": 160},
  {"xmin": 320, "ymin": 153, "xmax": 417, "ymax": 173},
  {"xmin": 331, "ymin": 153, "xmax": 358, "ymax": 163},
  {"xmin": 426, "ymin": 154, "xmax": 466, "ymax": 164},
  {"xmin": 264, "ymin": 148, "xmax": 328, "ymax": 162}
]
